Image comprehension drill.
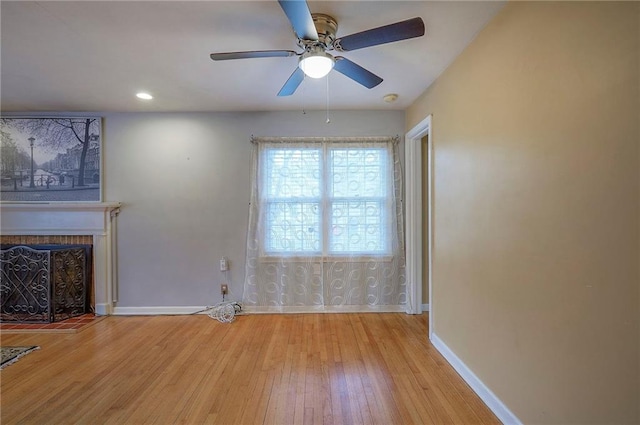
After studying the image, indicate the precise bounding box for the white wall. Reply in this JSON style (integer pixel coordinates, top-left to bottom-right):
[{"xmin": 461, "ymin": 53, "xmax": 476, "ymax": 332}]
[{"xmin": 104, "ymin": 110, "xmax": 405, "ymax": 309}]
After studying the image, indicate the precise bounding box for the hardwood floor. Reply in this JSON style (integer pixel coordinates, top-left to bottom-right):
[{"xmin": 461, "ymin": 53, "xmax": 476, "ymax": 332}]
[{"xmin": 1, "ymin": 313, "xmax": 500, "ymax": 425}]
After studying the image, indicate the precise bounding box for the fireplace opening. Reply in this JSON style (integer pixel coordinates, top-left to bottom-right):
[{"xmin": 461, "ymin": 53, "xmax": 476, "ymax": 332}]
[{"xmin": 0, "ymin": 244, "xmax": 93, "ymax": 323}]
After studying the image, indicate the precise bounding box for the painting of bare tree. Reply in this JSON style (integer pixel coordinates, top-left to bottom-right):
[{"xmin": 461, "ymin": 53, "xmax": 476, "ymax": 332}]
[{"xmin": 0, "ymin": 117, "xmax": 101, "ymax": 202}]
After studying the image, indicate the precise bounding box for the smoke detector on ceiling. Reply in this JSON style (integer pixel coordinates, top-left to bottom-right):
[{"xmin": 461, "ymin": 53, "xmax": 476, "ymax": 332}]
[{"xmin": 383, "ymin": 93, "xmax": 399, "ymax": 103}]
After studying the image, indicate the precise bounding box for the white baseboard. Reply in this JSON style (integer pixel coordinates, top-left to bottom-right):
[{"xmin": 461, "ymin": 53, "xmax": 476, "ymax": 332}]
[
  {"xmin": 236, "ymin": 304, "xmax": 406, "ymax": 314},
  {"xmin": 94, "ymin": 303, "xmax": 111, "ymax": 316},
  {"xmin": 113, "ymin": 306, "xmax": 207, "ymax": 315},
  {"xmin": 431, "ymin": 333, "xmax": 521, "ymax": 425},
  {"xmin": 422, "ymin": 303, "xmax": 430, "ymax": 311},
  {"xmin": 111, "ymin": 304, "xmax": 406, "ymax": 315}
]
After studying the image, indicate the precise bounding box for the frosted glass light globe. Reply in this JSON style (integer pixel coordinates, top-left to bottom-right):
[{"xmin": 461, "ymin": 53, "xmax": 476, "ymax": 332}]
[{"xmin": 299, "ymin": 51, "xmax": 335, "ymax": 79}]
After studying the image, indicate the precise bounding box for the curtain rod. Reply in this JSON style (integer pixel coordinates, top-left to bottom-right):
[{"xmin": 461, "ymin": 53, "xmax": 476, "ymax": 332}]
[{"xmin": 250, "ymin": 135, "xmax": 400, "ymax": 145}]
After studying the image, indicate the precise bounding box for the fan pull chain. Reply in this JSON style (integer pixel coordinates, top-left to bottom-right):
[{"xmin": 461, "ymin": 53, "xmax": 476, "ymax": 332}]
[
  {"xmin": 326, "ymin": 74, "xmax": 330, "ymax": 124},
  {"xmin": 302, "ymin": 73, "xmax": 306, "ymax": 115}
]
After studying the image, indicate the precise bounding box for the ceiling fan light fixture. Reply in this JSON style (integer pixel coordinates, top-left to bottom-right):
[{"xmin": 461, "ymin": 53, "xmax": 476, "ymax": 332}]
[{"xmin": 299, "ymin": 48, "xmax": 335, "ymax": 79}]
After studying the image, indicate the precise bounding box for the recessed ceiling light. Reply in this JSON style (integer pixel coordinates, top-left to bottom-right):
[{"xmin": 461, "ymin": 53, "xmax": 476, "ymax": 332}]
[{"xmin": 136, "ymin": 92, "xmax": 153, "ymax": 100}]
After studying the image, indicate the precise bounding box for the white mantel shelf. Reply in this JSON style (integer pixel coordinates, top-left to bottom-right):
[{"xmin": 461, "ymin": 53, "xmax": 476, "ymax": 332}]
[
  {"xmin": 0, "ymin": 201, "xmax": 121, "ymax": 208},
  {"xmin": 0, "ymin": 201, "xmax": 121, "ymax": 213},
  {"xmin": 0, "ymin": 202, "xmax": 121, "ymax": 235},
  {"xmin": 0, "ymin": 201, "xmax": 122, "ymax": 315}
]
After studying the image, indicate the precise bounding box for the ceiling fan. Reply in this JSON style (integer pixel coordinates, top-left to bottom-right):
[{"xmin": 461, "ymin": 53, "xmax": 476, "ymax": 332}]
[{"xmin": 210, "ymin": 0, "xmax": 425, "ymax": 96}]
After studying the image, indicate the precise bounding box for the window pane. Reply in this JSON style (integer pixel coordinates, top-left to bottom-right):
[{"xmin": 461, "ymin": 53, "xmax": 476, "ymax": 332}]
[
  {"xmin": 329, "ymin": 148, "xmax": 387, "ymax": 198},
  {"xmin": 330, "ymin": 200, "xmax": 386, "ymax": 254},
  {"xmin": 262, "ymin": 143, "xmax": 391, "ymax": 256},
  {"xmin": 265, "ymin": 202, "xmax": 321, "ymax": 253},
  {"xmin": 265, "ymin": 148, "xmax": 321, "ymax": 198}
]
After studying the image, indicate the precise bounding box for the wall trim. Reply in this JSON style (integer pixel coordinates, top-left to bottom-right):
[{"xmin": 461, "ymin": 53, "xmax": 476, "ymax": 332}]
[
  {"xmin": 243, "ymin": 305, "xmax": 406, "ymax": 314},
  {"xmin": 422, "ymin": 303, "xmax": 430, "ymax": 311},
  {"xmin": 405, "ymin": 115, "xmax": 433, "ymax": 338},
  {"xmin": 95, "ymin": 303, "xmax": 111, "ymax": 316},
  {"xmin": 114, "ymin": 306, "xmax": 206, "ymax": 315},
  {"xmin": 113, "ymin": 305, "xmax": 406, "ymax": 315},
  {"xmin": 431, "ymin": 333, "xmax": 522, "ymax": 425}
]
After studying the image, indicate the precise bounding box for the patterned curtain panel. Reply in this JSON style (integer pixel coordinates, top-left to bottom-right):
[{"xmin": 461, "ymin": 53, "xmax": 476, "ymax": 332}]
[{"xmin": 243, "ymin": 137, "xmax": 406, "ymax": 311}]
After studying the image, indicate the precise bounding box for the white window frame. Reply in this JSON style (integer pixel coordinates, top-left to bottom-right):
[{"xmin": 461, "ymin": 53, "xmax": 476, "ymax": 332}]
[{"xmin": 259, "ymin": 141, "xmax": 393, "ymax": 260}]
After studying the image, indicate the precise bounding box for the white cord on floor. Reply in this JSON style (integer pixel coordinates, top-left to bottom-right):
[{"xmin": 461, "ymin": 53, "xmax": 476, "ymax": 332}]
[{"xmin": 204, "ymin": 301, "xmax": 242, "ymax": 323}]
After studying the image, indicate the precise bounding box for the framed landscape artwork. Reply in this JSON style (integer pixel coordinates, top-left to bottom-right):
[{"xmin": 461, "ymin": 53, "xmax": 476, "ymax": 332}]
[{"xmin": 0, "ymin": 117, "xmax": 102, "ymax": 202}]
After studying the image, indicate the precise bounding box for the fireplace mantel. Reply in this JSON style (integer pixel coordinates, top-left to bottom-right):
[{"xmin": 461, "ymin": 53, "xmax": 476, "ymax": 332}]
[{"xmin": 0, "ymin": 202, "xmax": 122, "ymax": 315}]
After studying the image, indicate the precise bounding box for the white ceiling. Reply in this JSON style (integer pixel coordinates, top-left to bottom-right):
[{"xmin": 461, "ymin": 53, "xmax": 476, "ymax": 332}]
[{"xmin": 0, "ymin": 1, "xmax": 504, "ymax": 113}]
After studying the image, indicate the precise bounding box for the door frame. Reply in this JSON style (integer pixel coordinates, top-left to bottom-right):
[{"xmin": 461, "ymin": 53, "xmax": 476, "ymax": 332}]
[{"xmin": 405, "ymin": 114, "xmax": 433, "ymax": 340}]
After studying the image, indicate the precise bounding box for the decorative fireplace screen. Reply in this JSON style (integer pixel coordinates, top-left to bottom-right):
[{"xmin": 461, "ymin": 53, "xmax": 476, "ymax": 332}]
[{"xmin": 0, "ymin": 245, "xmax": 91, "ymax": 323}]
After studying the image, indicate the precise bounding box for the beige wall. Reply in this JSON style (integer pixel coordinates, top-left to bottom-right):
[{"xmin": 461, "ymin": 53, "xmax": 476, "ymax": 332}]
[{"xmin": 407, "ymin": 2, "xmax": 639, "ymax": 424}]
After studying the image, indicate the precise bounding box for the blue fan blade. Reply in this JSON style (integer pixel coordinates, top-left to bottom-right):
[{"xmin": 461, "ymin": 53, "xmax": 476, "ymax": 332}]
[
  {"xmin": 278, "ymin": 67, "xmax": 305, "ymax": 96},
  {"xmin": 278, "ymin": 0, "xmax": 318, "ymax": 41},
  {"xmin": 333, "ymin": 57, "xmax": 383, "ymax": 89},
  {"xmin": 335, "ymin": 17, "xmax": 425, "ymax": 52}
]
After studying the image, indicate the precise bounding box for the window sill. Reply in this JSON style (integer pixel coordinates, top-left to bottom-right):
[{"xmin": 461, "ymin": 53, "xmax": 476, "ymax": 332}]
[{"xmin": 258, "ymin": 255, "xmax": 394, "ymax": 263}]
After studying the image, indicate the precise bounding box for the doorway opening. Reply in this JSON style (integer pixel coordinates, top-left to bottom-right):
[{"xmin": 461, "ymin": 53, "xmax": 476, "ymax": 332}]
[{"xmin": 405, "ymin": 115, "xmax": 433, "ymax": 339}]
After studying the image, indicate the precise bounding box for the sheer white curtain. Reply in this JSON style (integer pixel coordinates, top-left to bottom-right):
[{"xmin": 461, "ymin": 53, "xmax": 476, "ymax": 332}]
[{"xmin": 243, "ymin": 136, "xmax": 406, "ymax": 312}]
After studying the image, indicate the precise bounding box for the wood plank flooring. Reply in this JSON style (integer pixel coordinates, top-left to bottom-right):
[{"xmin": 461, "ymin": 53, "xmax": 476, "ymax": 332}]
[{"xmin": 0, "ymin": 313, "xmax": 500, "ymax": 425}]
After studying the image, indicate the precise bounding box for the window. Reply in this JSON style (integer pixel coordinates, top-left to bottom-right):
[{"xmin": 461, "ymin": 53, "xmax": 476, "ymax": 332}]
[
  {"xmin": 261, "ymin": 142, "xmax": 391, "ymax": 257},
  {"xmin": 244, "ymin": 136, "xmax": 405, "ymax": 308}
]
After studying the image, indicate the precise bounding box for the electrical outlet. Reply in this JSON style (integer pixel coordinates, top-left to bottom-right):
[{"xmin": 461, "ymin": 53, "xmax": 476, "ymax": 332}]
[
  {"xmin": 220, "ymin": 257, "xmax": 228, "ymax": 271},
  {"xmin": 221, "ymin": 284, "xmax": 228, "ymax": 295}
]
